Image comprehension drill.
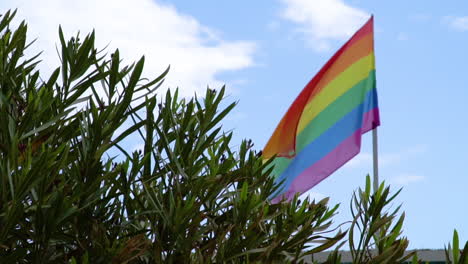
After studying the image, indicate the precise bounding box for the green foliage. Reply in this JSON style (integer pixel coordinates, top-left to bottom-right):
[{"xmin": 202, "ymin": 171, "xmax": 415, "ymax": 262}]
[
  {"xmin": 3, "ymin": 8, "xmax": 467, "ymax": 264},
  {"xmin": 0, "ymin": 9, "xmax": 344, "ymax": 263},
  {"xmin": 445, "ymin": 230, "xmax": 468, "ymax": 264},
  {"xmin": 313, "ymin": 176, "xmax": 419, "ymax": 264},
  {"xmin": 347, "ymin": 175, "xmax": 414, "ymax": 264}
]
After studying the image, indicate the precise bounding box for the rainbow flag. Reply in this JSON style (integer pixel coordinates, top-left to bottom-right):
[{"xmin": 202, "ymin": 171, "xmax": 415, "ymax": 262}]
[{"xmin": 264, "ymin": 16, "xmax": 380, "ymax": 202}]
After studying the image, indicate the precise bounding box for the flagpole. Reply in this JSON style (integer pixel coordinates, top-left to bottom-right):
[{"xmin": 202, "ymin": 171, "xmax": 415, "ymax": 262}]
[{"xmin": 372, "ymin": 127, "xmax": 379, "ymax": 193}]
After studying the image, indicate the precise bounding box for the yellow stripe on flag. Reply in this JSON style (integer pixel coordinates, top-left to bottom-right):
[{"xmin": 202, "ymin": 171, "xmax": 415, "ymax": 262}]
[{"xmin": 297, "ymin": 53, "xmax": 375, "ymax": 135}]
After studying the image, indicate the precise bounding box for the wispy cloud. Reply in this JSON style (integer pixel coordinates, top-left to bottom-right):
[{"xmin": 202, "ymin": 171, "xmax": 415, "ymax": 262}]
[
  {"xmin": 1, "ymin": 0, "xmax": 256, "ymax": 97},
  {"xmin": 267, "ymin": 21, "xmax": 281, "ymax": 32},
  {"xmin": 225, "ymin": 111, "xmax": 248, "ymax": 122},
  {"xmin": 345, "ymin": 152, "xmax": 373, "ymax": 168},
  {"xmin": 409, "ymin": 13, "xmax": 432, "ymax": 23},
  {"xmin": 397, "ymin": 32, "xmax": 409, "ymax": 41},
  {"xmin": 344, "ymin": 144, "xmax": 428, "ymax": 169},
  {"xmin": 443, "ymin": 16, "xmax": 468, "ymax": 31},
  {"xmin": 392, "ymin": 173, "xmax": 425, "ymax": 186},
  {"xmin": 300, "ymin": 190, "xmax": 327, "ymax": 202},
  {"xmin": 344, "ymin": 146, "xmax": 427, "ymax": 187},
  {"xmin": 132, "ymin": 144, "xmax": 145, "ymax": 153},
  {"xmin": 279, "ymin": 0, "xmax": 370, "ymax": 51}
]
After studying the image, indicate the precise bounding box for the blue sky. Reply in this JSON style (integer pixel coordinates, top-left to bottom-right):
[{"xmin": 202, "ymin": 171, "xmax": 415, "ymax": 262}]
[{"xmin": 2, "ymin": 0, "xmax": 468, "ymax": 249}]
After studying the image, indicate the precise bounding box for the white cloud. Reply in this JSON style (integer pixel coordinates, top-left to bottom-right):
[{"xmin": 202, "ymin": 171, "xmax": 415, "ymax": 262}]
[
  {"xmin": 279, "ymin": 0, "xmax": 370, "ymax": 51},
  {"xmin": 1, "ymin": 0, "xmax": 256, "ymax": 97},
  {"xmin": 392, "ymin": 173, "xmax": 424, "ymax": 186},
  {"xmin": 444, "ymin": 16, "xmax": 468, "ymax": 31}
]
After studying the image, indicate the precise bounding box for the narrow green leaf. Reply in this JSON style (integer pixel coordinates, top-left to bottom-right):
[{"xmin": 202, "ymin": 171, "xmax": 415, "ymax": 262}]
[{"xmin": 454, "ymin": 229, "xmax": 460, "ymax": 263}]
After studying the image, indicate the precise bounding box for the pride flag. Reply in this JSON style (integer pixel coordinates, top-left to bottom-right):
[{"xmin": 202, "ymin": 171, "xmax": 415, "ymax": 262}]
[{"xmin": 264, "ymin": 16, "xmax": 380, "ymax": 202}]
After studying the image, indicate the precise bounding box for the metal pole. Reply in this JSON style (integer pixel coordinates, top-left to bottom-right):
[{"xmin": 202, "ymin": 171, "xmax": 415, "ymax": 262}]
[{"xmin": 372, "ymin": 128, "xmax": 379, "ymax": 193}]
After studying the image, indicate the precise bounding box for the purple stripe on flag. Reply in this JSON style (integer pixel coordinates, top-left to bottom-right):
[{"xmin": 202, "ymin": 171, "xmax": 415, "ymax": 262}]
[{"xmin": 272, "ymin": 108, "xmax": 379, "ymax": 203}]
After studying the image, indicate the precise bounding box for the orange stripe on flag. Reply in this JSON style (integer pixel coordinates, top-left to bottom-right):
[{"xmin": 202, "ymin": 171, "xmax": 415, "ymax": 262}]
[
  {"xmin": 262, "ymin": 16, "xmax": 374, "ymax": 159},
  {"xmin": 303, "ymin": 34, "xmax": 374, "ymax": 107}
]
